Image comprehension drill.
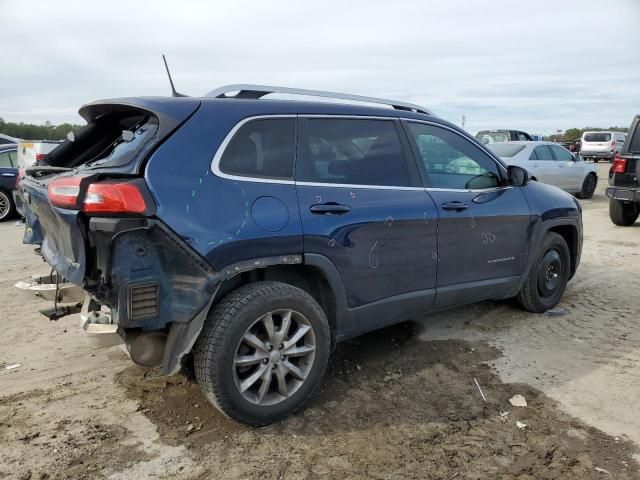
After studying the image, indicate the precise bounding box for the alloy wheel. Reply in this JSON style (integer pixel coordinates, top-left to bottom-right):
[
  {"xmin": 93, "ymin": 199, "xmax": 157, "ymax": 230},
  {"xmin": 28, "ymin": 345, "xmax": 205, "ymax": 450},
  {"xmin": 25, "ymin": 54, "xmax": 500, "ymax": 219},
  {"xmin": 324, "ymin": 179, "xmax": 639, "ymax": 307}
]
[{"xmin": 233, "ymin": 309, "xmax": 316, "ymax": 406}]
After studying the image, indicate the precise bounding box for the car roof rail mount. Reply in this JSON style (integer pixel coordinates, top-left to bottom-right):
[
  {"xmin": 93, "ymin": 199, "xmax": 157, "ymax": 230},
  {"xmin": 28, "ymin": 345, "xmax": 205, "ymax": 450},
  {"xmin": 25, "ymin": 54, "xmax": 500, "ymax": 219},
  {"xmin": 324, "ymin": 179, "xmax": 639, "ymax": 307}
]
[{"xmin": 205, "ymin": 84, "xmax": 431, "ymax": 115}]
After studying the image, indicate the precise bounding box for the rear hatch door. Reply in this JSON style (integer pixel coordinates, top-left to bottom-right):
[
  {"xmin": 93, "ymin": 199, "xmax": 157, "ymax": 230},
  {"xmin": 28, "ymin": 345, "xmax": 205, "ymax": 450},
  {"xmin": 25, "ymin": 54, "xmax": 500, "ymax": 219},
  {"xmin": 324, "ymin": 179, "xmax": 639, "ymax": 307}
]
[
  {"xmin": 19, "ymin": 97, "xmax": 201, "ymax": 285},
  {"xmin": 582, "ymin": 132, "xmax": 612, "ymax": 152}
]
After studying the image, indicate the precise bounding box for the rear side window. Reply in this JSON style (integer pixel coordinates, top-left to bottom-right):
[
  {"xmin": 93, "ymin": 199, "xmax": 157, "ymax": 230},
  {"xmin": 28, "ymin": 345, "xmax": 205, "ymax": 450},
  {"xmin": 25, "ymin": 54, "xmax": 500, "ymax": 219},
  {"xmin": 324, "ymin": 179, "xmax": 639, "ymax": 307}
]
[
  {"xmin": 516, "ymin": 132, "xmax": 529, "ymax": 141},
  {"xmin": 409, "ymin": 123, "xmax": 501, "ymax": 190},
  {"xmin": 533, "ymin": 145, "xmax": 554, "ymax": 160},
  {"xmin": 549, "ymin": 145, "xmax": 573, "ymax": 161},
  {"xmin": 0, "ymin": 151, "xmax": 14, "ymax": 168},
  {"xmin": 297, "ymin": 118, "xmax": 411, "ymax": 187},
  {"xmin": 219, "ymin": 118, "xmax": 295, "ymax": 180}
]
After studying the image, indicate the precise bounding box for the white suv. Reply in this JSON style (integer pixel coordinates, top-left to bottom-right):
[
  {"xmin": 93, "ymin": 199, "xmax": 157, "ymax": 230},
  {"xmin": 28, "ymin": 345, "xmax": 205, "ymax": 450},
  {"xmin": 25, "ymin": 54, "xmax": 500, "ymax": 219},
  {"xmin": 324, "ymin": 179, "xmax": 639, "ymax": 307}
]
[{"xmin": 580, "ymin": 131, "xmax": 626, "ymax": 163}]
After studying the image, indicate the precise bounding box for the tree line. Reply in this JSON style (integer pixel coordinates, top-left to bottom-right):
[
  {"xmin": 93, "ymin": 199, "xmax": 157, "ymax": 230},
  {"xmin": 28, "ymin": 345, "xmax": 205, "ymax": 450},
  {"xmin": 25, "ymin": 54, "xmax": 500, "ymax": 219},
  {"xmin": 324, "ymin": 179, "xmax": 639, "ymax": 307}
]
[{"xmin": 0, "ymin": 118, "xmax": 85, "ymax": 141}]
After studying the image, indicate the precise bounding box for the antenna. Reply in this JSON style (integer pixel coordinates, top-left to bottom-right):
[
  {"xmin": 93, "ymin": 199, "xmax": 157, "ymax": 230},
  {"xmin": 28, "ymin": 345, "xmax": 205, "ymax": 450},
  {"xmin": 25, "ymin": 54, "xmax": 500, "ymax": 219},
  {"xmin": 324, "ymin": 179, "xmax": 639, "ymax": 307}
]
[{"xmin": 162, "ymin": 55, "xmax": 187, "ymax": 97}]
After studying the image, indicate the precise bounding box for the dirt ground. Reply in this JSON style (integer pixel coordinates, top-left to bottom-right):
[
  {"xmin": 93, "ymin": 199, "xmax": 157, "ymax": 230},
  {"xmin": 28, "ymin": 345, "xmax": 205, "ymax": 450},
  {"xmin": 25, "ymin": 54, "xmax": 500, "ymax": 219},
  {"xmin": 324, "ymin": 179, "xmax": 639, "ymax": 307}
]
[{"xmin": 1, "ymin": 163, "xmax": 639, "ymax": 479}]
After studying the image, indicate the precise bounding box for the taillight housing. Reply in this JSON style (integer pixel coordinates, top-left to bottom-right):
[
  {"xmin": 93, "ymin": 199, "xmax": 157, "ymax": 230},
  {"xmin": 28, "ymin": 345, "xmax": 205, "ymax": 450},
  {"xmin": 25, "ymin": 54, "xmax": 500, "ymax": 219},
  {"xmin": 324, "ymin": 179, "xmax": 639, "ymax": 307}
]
[
  {"xmin": 35, "ymin": 153, "xmax": 47, "ymax": 162},
  {"xmin": 612, "ymin": 156, "xmax": 627, "ymax": 174},
  {"xmin": 47, "ymin": 176, "xmax": 83, "ymax": 208},
  {"xmin": 84, "ymin": 181, "xmax": 147, "ymax": 214},
  {"xmin": 47, "ymin": 176, "xmax": 154, "ymax": 215}
]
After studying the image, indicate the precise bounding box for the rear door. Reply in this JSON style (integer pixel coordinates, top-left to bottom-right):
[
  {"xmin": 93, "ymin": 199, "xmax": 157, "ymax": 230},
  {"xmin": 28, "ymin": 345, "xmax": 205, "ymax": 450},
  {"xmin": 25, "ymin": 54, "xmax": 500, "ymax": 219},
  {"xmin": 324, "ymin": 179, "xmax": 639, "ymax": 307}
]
[
  {"xmin": 529, "ymin": 145, "xmax": 559, "ymax": 185},
  {"xmin": 0, "ymin": 149, "xmax": 18, "ymax": 191},
  {"xmin": 404, "ymin": 121, "xmax": 531, "ymax": 306},
  {"xmin": 295, "ymin": 116, "xmax": 438, "ymax": 329},
  {"xmin": 549, "ymin": 144, "xmax": 581, "ymax": 191}
]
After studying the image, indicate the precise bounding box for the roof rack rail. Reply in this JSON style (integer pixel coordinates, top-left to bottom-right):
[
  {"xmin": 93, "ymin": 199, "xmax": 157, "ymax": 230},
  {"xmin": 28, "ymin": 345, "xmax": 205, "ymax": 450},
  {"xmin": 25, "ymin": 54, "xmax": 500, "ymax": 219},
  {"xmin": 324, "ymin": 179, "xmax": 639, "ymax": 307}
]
[{"xmin": 205, "ymin": 84, "xmax": 431, "ymax": 115}]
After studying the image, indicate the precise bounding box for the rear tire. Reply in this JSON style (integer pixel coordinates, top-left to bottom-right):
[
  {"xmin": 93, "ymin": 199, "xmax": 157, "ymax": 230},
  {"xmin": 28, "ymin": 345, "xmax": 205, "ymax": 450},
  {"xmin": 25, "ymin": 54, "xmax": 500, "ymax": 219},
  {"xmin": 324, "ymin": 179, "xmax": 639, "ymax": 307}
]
[
  {"xmin": 518, "ymin": 232, "xmax": 570, "ymax": 313},
  {"xmin": 0, "ymin": 190, "xmax": 15, "ymax": 222},
  {"xmin": 194, "ymin": 281, "xmax": 331, "ymax": 426},
  {"xmin": 609, "ymin": 200, "xmax": 639, "ymax": 226},
  {"xmin": 576, "ymin": 173, "xmax": 597, "ymax": 199}
]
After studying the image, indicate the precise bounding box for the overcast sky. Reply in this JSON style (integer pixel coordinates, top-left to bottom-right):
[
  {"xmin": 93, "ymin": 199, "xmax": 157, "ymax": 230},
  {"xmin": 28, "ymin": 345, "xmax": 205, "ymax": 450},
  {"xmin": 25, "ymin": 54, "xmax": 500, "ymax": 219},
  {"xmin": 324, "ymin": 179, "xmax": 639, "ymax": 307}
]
[{"xmin": 1, "ymin": 0, "xmax": 638, "ymax": 134}]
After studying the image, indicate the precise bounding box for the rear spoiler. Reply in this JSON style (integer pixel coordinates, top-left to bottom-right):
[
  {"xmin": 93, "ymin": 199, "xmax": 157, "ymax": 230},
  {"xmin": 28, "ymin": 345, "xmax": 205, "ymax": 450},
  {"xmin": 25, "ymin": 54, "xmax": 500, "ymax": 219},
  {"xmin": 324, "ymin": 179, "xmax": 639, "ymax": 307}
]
[{"xmin": 78, "ymin": 97, "xmax": 201, "ymax": 140}]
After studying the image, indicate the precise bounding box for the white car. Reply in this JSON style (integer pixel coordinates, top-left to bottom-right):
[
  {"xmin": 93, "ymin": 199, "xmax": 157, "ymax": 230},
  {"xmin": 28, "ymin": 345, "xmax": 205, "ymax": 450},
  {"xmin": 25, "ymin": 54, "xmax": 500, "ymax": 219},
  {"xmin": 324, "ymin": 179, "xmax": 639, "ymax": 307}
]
[
  {"xmin": 16, "ymin": 140, "xmax": 62, "ymax": 169},
  {"xmin": 488, "ymin": 141, "xmax": 598, "ymax": 199},
  {"xmin": 580, "ymin": 131, "xmax": 626, "ymax": 163}
]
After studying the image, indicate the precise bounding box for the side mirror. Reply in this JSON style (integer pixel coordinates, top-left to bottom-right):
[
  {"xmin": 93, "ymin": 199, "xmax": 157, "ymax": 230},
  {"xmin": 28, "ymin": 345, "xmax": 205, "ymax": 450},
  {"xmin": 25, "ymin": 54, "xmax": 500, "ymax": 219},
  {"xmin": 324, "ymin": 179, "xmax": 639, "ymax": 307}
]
[{"xmin": 507, "ymin": 165, "xmax": 529, "ymax": 187}]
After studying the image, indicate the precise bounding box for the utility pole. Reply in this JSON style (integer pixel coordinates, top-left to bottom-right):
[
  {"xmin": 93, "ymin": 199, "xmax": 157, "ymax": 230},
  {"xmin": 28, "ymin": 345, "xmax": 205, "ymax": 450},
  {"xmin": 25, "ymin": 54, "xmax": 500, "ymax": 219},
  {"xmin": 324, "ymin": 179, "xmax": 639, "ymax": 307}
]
[{"xmin": 461, "ymin": 114, "xmax": 466, "ymax": 129}]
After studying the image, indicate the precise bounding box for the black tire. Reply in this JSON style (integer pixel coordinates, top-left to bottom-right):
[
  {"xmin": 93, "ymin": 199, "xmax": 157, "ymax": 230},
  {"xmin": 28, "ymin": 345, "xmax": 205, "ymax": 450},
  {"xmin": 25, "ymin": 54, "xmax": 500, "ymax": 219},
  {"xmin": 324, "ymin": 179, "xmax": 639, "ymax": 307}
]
[
  {"xmin": 575, "ymin": 173, "xmax": 597, "ymax": 199},
  {"xmin": 194, "ymin": 281, "xmax": 331, "ymax": 426},
  {"xmin": 0, "ymin": 190, "xmax": 15, "ymax": 222},
  {"xmin": 518, "ymin": 232, "xmax": 571, "ymax": 313},
  {"xmin": 609, "ymin": 200, "xmax": 639, "ymax": 226},
  {"xmin": 593, "ymin": 158, "xmax": 599, "ymax": 163}
]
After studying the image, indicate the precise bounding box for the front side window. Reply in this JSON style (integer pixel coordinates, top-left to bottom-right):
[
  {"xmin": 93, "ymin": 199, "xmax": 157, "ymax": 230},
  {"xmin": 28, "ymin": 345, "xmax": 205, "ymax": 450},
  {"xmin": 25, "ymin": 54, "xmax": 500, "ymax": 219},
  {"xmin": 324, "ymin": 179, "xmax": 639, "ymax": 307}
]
[
  {"xmin": 219, "ymin": 118, "xmax": 295, "ymax": 179},
  {"xmin": 297, "ymin": 118, "xmax": 411, "ymax": 187},
  {"xmin": 533, "ymin": 145, "xmax": 554, "ymax": 160},
  {"xmin": 517, "ymin": 132, "xmax": 529, "ymax": 141},
  {"xmin": 549, "ymin": 145, "xmax": 573, "ymax": 161},
  {"xmin": 408, "ymin": 123, "xmax": 501, "ymax": 190}
]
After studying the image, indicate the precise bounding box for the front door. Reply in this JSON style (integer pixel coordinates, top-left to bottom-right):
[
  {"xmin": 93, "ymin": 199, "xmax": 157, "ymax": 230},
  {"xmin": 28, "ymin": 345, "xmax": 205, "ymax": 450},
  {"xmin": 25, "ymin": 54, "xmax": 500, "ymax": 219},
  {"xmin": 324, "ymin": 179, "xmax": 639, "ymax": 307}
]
[
  {"xmin": 295, "ymin": 117, "xmax": 438, "ymax": 329},
  {"xmin": 403, "ymin": 121, "xmax": 532, "ymax": 307}
]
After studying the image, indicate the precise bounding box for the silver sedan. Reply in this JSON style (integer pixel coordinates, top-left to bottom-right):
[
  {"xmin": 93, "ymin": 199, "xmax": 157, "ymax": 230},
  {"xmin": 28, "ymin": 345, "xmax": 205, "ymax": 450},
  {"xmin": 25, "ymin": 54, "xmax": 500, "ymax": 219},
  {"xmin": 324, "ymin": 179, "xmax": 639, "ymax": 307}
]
[{"xmin": 488, "ymin": 141, "xmax": 598, "ymax": 199}]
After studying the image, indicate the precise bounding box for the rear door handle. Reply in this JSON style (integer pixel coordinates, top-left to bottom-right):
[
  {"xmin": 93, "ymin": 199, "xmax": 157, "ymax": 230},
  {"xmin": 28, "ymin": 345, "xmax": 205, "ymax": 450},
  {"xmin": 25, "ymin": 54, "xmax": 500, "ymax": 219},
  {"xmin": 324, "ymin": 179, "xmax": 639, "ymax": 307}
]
[
  {"xmin": 441, "ymin": 201, "xmax": 469, "ymax": 211},
  {"xmin": 310, "ymin": 203, "xmax": 351, "ymax": 215}
]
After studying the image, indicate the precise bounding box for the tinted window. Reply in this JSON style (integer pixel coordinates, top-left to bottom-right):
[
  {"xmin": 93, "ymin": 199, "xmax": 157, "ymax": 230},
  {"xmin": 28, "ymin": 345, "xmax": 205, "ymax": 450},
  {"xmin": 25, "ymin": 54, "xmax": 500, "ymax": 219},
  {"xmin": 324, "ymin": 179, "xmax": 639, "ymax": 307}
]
[
  {"xmin": 533, "ymin": 145, "xmax": 554, "ymax": 160},
  {"xmin": 220, "ymin": 118, "xmax": 295, "ymax": 179},
  {"xmin": 297, "ymin": 118, "xmax": 411, "ymax": 187},
  {"xmin": 550, "ymin": 145, "xmax": 573, "ymax": 161},
  {"xmin": 584, "ymin": 132, "xmax": 611, "ymax": 142},
  {"xmin": 629, "ymin": 124, "xmax": 640, "ymax": 153},
  {"xmin": 0, "ymin": 151, "xmax": 13, "ymax": 168},
  {"xmin": 529, "ymin": 149, "xmax": 538, "ymax": 160},
  {"xmin": 409, "ymin": 123, "xmax": 501, "ymax": 190},
  {"xmin": 516, "ymin": 132, "xmax": 529, "ymax": 141}
]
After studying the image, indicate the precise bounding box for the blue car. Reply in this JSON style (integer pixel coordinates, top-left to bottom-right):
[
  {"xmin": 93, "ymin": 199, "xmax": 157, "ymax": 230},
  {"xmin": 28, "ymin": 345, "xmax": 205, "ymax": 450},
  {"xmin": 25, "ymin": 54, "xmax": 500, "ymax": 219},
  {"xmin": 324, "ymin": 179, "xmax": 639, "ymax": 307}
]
[
  {"xmin": 18, "ymin": 85, "xmax": 582, "ymax": 425},
  {"xmin": 0, "ymin": 144, "xmax": 19, "ymax": 221}
]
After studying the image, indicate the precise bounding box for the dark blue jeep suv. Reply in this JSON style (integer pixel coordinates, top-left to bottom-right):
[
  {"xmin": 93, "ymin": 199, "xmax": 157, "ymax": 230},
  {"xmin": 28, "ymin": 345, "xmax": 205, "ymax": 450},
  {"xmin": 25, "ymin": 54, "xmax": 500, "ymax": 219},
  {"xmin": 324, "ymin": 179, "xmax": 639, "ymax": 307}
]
[{"xmin": 17, "ymin": 85, "xmax": 582, "ymax": 425}]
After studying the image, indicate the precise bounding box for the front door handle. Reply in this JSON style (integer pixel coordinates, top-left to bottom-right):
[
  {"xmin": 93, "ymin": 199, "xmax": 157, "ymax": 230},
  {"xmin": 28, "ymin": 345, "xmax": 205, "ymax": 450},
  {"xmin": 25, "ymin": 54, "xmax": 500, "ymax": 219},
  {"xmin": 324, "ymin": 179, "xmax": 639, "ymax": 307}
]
[
  {"xmin": 310, "ymin": 203, "xmax": 351, "ymax": 215},
  {"xmin": 442, "ymin": 201, "xmax": 469, "ymax": 211}
]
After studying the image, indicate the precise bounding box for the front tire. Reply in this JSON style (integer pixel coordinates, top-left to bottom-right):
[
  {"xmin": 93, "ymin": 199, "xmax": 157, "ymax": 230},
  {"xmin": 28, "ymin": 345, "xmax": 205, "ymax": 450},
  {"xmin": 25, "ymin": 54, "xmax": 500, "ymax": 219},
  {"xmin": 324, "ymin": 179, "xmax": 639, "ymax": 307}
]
[
  {"xmin": 518, "ymin": 232, "xmax": 571, "ymax": 313},
  {"xmin": 575, "ymin": 173, "xmax": 597, "ymax": 199},
  {"xmin": 609, "ymin": 200, "xmax": 639, "ymax": 226},
  {"xmin": 194, "ymin": 281, "xmax": 331, "ymax": 426},
  {"xmin": 0, "ymin": 190, "xmax": 15, "ymax": 221}
]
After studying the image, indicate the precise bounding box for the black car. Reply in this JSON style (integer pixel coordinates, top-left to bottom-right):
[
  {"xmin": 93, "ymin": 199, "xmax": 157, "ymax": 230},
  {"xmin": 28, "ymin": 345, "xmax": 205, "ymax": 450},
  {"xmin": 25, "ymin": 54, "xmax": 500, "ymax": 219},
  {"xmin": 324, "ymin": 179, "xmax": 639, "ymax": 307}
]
[
  {"xmin": 476, "ymin": 129, "xmax": 533, "ymax": 144},
  {"xmin": 0, "ymin": 144, "xmax": 18, "ymax": 221},
  {"xmin": 606, "ymin": 115, "xmax": 640, "ymax": 226}
]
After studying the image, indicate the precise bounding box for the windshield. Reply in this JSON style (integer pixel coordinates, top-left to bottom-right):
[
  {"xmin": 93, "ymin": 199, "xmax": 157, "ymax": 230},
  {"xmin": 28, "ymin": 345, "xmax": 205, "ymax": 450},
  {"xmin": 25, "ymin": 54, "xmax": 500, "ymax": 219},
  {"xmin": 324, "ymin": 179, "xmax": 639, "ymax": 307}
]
[
  {"xmin": 584, "ymin": 132, "xmax": 611, "ymax": 142},
  {"xmin": 487, "ymin": 144, "xmax": 526, "ymax": 157},
  {"xmin": 476, "ymin": 131, "xmax": 510, "ymax": 144}
]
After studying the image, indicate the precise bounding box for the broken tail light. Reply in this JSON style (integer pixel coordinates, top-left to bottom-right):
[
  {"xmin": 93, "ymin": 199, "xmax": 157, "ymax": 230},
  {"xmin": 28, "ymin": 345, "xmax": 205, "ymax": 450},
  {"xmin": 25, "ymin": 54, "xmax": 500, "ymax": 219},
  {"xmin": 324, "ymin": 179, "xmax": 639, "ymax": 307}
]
[{"xmin": 47, "ymin": 176, "xmax": 153, "ymax": 214}]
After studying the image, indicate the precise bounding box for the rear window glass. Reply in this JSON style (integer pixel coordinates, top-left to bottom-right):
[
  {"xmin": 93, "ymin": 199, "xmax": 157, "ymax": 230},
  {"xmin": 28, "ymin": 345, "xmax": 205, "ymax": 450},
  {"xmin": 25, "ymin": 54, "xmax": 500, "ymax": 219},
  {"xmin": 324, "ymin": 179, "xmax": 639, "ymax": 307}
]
[
  {"xmin": 475, "ymin": 131, "xmax": 510, "ymax": 144},
  {"xmin": 45, "ymin": 111, "xmax": 158, "ymax": 169},
  {"xmin": 219, "ymin": 118, "xmax": 295, "ymax": 180},
  {"xmin": 583, "ymin": 132, "xmax": 611, "ymax": 142},
  {"xmin": 297, "ymin": 118, "xmax": 411, "ymax": 187},
  {"xmin": 487, "ymin": 144, "xmax": 526, "ymax": 157}
]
